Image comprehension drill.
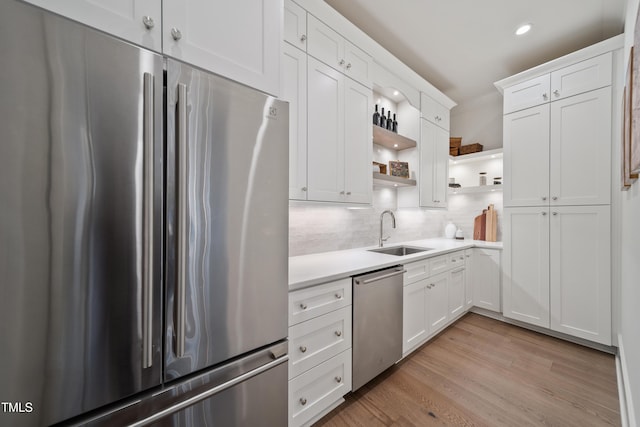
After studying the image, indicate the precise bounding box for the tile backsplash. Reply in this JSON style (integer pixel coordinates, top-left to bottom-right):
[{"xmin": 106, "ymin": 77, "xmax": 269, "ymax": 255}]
[{"xmin": 289, "ymin": 187, "xmax": 503, "ymax": 256}]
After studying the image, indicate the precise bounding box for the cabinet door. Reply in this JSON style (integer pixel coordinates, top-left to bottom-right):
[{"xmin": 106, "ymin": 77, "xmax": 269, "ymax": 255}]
[
  {"xmin": 503, "ymin": 207, "xmax": 550, "ymax": 328},
  {"xmin": 307, "ymin": 14, "xmax": 344, "ymax": 72},
  {"xmin": 344, "ymin": 41, "xmax": 373, "ymax": 88},
  {"xmin": 427, "ymin": 273, "xmax": 449, "ymax": 334},
  {"xmin": 472, "ymin": 248, "xmax": 501, "ymax": 313},
  {"xmin": 448, "ymin": 268, "xmax": 466, "ymax": 319},
  {"xmin": 503, "ymin": 74, "xmax": 550, "ymax": 114},
  {"xmin": 163, "ymin": 0, "xmax": 280, "ymax": 96},
  {"xmin": 420, "ymin": 119, "xmax": 448, "ymax": 208},
  {"xmin": 343, "ymin": 77, "xmax": 372, "ymax": 204},
  {"xmin": 549, "ymin": 206, "xmax": 611, "ymax": 345},
  {"xmin": 464, "ymin": 250, "xmax": 473, "ymax": 309},
  {"xmin": 403, "ymin": 281, "xmax": 428, "ymax": 355},
  {"xmin": 503, "ymin": 104, "xmax": 550, "ymax": 207},
  {"xmin": 307, "ymin": 57, "xmax": 345, "ymax": 202},
  {"xmin": 22, "ymin": 0, "xmax": 160, "ymax": 51},
  {"xmin": 549, "ymin": 87, "xmax": 611, "ymax": 206},
  {"xmin": 550, "ymin": 52, "xmax": 612, "ymax": 101},
  {"xmin": 282, "ymin": 43, "xmax": 308, "ymax": 200},
  {"xmin": 284, "ymin": 0, "xmax": 307, "ymax": 51},
  {"xmin": 420, "ymin": 93, "xmax": 450, "ymax": 130}
]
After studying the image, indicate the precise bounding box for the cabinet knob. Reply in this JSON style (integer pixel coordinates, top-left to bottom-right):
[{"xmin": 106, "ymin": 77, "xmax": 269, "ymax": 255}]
[
  {"xmin": 543, "ymin": 93, "xmax": 548, "ymax": 100},
  {"xmin": 552, "ymin": 196, "xmax": 558, "ymax": 201},
  {"xmin": 142, "ymin": 16, "xmax": 155, "ymax": 30},
  {"xmin": 346, "ymin": 63, "xmax": 352, "ymax": 70},
  {"xmin": 542, "ymin": 212, "xmax": 547, "ymax": 216},
  {"xmin": 552, "ymin": 212, "xmax": 558, "ymax": 216},
  {"xmin": 339, "ymin": 59, "xmax": 345, "ymax": 66},
  {"xmin": 299, "ymin": 345, "xmax": 307, "ymax": 353},
  {"xmin": 171, "ymin": 28, "xmax": 182, "ymax": 41},
  {"xmin": 300, "ymin": 34, "xmax": 307, "ymax": 42},
  {"xmin": 459, "ymin": 256, "xmax": 464, "ymax": 260},
  {"xmin": 301, "ymin": 186, "xmax": 307, "ymax": 192},
  {"xmin": 335, "ymin": 376, "xmax": 342, "ymax": 383},
  {"xmin": 542, "ymin": 196, "xmax": 547, "ymax": 201},
  {"xmin": 340, "ymin": 190, "xmax": 345, "ymax": 195},
  {"xmin": 553, "ymin": 90, "xmax": 560, "ymax": 96},
  {"xmin": 346, "ymin": 191, "xmax": 351, "ymax": 195},
  {"xmin": 335, "ymin": 293, "xmax": 343, "ymax": 299},
  {"xmin": 300, "ymin": 303, "xmax": 307, "ymax": 310},
  {"xmin": 299, "ymin": 397, "xmax": 307, "ymax": 406},
  {"xmin": 335, "ymin": 330, "xmax": 342, "ymax": 337}
]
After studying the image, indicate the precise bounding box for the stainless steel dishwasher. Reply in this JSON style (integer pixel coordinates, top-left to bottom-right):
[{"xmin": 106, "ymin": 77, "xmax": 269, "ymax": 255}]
[{"xmin": 352, "ymin": 265, "xmax": 405, "ymax": 391}]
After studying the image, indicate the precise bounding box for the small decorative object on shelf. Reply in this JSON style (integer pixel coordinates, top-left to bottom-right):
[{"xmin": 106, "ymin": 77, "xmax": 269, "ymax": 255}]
[
  {"xmin": 386, "ymin": 111, "xmax": 392, "ymax": 131},
  {"xmin": 459, "ymin": 143, "xmax": 483, "ymax": 155},
  {"xmin": 389, "ymin": 160, "xmax": 409, "ymax": 178},
  {"xmin": 493, "ymin": 177, "xmax": 502, "ymax": 185},
  {"xmin": 373, "ymin": 104, "xmax": 380, "ymax": 126},
  {"xmin": 448, "ymin": 177, "xmax": 461, "ymax": 188},
  {"xmin": 450, "ymin": 137, "xmax": 462, "ymax": 156},
  {"xmin": 392, "ymin": 113, "xmax": 398, "ymax": 133},
  {"xmin": 479, "ymin": 172, "xmax": 487, "ymax": 186},
  {"xmin": 455, "ymin": 228, "xmax": 464, "ymax": 240},
  {"xmin": 380, "ymin": 107, "xmax": 387, "ymax": 129},
  {"xmin": 372, "ymin": 161, "xmax": 387, "ymax": 174}
]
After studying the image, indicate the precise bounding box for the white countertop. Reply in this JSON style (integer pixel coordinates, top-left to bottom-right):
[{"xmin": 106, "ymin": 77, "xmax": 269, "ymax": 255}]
[{"xmin": 289, "ymin": 238, "xmax": 502, "ymax": 290}]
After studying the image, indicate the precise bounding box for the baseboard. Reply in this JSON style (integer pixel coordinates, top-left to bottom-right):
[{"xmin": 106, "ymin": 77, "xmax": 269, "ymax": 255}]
[
  {"xmin": 469, "ymin": 307, "xmax": 617, "ymax": 354},
  {"xmin": 617, "ymin": 334, "xmax": 636, "ymax": 427}
]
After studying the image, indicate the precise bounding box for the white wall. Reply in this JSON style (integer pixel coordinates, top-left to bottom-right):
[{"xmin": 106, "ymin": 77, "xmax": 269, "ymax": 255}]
[
  {"xmin": 450, "ymin": 91, "xmax": 504, "ymax": 150},
  {"xmin": 619, "ymin": 1, "xmax": 640, "ymax": 424}
]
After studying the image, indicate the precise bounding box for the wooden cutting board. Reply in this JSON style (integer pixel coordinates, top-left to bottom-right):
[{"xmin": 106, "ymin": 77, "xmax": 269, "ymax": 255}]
[
  {"xmin": 473, "ymin": 211, "xmax": 486, "ymax": 240},
  {"xmin": 485, "ymin": 204, "xmax": 497, "ymax": 242}
]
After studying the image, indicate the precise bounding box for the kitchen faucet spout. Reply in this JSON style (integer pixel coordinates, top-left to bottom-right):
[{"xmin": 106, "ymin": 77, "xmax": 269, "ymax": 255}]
[{"xmin": 379, "ymin": 210, "xmax": 396, "ymax": 247}]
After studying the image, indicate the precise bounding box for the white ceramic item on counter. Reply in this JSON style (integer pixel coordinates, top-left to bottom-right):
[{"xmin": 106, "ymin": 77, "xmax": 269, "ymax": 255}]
[{"xmin": 445, "ymin": 221, "xmax": 457, "ymax": 239}]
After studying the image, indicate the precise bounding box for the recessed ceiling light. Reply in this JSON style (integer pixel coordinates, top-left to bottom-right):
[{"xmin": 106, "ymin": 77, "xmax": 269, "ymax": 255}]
[
  {"xmin": 393, "ymin": 143, "xmax": 398, "ymax": 148},
  {"xmin": 516, "ymin": 23, "xmax": 532, "ymax": 36},
  {"xmin": 393, "ymin": 90, "xmax": 399, "ymax": 96}
]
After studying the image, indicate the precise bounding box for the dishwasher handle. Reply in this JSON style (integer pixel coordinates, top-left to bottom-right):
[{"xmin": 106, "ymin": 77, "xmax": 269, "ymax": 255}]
[{"xmin": 355, "ymin": 268, "xmax": 406, "ymax": 285}]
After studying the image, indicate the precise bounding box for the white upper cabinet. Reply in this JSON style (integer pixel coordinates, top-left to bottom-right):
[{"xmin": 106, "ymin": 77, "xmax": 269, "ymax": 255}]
[
  {"xmin": 503, "ymin": 74, "xmax": 550, "ymax": 114},
  {"xmin": 284, "ymin": 0, "xmax": 307, "ymax": 51},
  {"xmin": 22, "ymin": 0, "xmax": 161, "ymax": 51},
  {"xmin": 420, "ymin": 119, "xmax": 448, "ymax": 208},
  {"xmin": 549, "ymin": 87, "xmax": 611, "ymax": 206},
  {"xmin": 307, "ymin": 15, "xmax": 372, "ymax": 87},
  {"xmin": 163, "ymin": 0, "xmax": 281, "ymax": 96},
  {"xmin": 421, "ymin": 93, "xmax": 450, "ymax": 130},
  {"xmin": 282, "ymin": 43, "xmax": 308, "ymax": 200},
  {"xmin": 549, "ymin": 205, "xmax": 611, "ymax": 345},
  {"xmin": 503, "ymin": 104, "xmax": 550, "ymax": 207},
  {"xmin": 549, "ymin": 53, "xmax": 612, "ymax": 102}
]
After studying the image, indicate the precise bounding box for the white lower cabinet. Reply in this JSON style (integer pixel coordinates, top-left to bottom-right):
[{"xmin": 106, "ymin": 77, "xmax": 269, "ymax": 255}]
[
  {"xmin": 289, "ymin": 349, "xmax": 352, "ymax": 427},
  {"xmin": 471, "ymin": 248, "xmax": 501, "ymax": 312},
  {"xmin": 428, "ymin": 273, "xmax": 449, "ymax": 333},
  {"xmin": 464, "ymin": 249, "xmax": 473, "ymax": 309},
  {"xmin": 288, "ymin": 279, "xmax": 352, "ymax": 427},
  {"xmin": 402, "ymin": 280, "xmax": 429, "ymax": 354},
  {"xmin": 448, "ymin": 267, "xmax": 466, "ymax": 319}
]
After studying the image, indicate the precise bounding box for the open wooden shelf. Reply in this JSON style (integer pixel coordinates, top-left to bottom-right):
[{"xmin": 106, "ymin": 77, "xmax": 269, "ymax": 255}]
[
  {"xmin": 373, "ymin": 126, "xmax": 417, "ymax": 150},
  {"xmin": 373, "ymin": 172, "xmax": 416, "ymax": 187},
  {"xmin": 448, "ymin": 184, "xmax": 503, "ymax": 195}
]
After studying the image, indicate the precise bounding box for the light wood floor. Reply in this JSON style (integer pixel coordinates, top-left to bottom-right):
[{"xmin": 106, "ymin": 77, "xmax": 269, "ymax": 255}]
[{"xmin": 316, "ymin": 313, "xmax": 620, "ymax": 427}]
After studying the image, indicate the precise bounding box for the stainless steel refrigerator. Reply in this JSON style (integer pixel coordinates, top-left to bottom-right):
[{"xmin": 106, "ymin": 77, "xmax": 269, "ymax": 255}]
[{"xmin": 0, "ymin": 1, "xmax": 289, "ymax": 426}]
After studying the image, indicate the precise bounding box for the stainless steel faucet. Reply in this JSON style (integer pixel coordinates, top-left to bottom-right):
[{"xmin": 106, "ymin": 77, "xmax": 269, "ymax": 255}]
[{"xmin": 379, "ymin": 210, "xmax": 397, "ymax": 247}]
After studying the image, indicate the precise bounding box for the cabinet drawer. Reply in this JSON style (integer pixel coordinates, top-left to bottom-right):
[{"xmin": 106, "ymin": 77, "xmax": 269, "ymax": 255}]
[
  {"xmin": 289, "ymin": 349, "xmax": 352, "ymax": 427},
  {"xmin": 448, "ymin": 251, "xmax": 466, "ymax": 268},
  {"xmin": 404, "ymin": 258, "xmax": 430, "ymax": 286},
  {"xmin": 503, "ymin": 74, "xmax": 550, "ymax": 114},
  {"xmin": 550, "ymin": 52, "xmax": 612, "ymax": 101},
  {"xmin": 429, "ymin": 254, "xmax": 449, "ymax": 275},
  {"xmin": 289, "ymin": 278, "xmax": 352, "ymax": 326},
  {"xmin": 288, "ymin": 306, "xmax": 352, "ymax": 379}
]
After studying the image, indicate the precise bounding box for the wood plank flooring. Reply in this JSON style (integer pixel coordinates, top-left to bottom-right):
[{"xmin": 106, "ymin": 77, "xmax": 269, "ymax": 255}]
[{"xmin": 315, "ymin": 313, "xmax": 620, "ymax": 427}]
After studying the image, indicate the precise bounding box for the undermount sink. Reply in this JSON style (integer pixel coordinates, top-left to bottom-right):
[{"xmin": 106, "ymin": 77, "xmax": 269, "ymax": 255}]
[{"xmin": 368, "ymin": 245, "xmax": 433, "ymax": 256}]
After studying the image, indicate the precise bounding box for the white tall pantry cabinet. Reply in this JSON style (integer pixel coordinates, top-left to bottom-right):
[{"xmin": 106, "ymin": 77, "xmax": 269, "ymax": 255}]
[{"xmin": 496, "ymin": 38, "xmax": 621, "ymax": 346}]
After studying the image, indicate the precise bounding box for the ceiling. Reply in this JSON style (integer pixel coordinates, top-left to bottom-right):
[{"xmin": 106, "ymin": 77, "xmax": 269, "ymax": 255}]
[{"xmin": 324, "ymin": 0, "xmax": 627, "ymax": 107}]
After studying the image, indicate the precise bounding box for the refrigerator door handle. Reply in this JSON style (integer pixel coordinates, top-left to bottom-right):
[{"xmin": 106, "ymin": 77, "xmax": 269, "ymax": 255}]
[
  {"xmin": 176, "ymin": 83, "xmax": 188, "ymax": 358},
  {"xmin": 142, "ymin": 72, "xmax": 154, "ymax": 369}
]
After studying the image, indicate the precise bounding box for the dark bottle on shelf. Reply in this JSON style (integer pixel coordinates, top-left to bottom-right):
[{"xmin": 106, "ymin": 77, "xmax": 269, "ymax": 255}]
[
  {"xmin": 373, "ymin": 104, "xmax": 380, "ymax": 126},
  {"xmin": 380, "ymin": 107, "xmax": 387, "ymax": 129},
  {"xmin": 386, "ymin": 110, "xmax": 392, "ymax": 130},
  {"xmin": 392, "ymin": 113, "xmax": 398, "ymax": 133}
]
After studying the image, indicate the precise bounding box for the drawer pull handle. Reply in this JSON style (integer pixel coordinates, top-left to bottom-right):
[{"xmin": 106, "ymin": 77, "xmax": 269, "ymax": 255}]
[
  {"xmin": 300, "ymin": 303, "xmax": 307, "ymax": 310},
  {"xmin": 335, "ymin": 330, "xmax": 342, "ymax": 337},
  {"xmin": 335, "ymin": 376, "xmax": 342, "ymax": 383},
  {"xmin": 299, "ymin": 346, "xmax": 307, "ymax": 353},
  {"xmin": 335, "ymin": 293, "xmax": 343, "ymax": 299},
  {"xmin": 459, "ymin": 256, "xmax": 464, "ymax": 260},
  {"xmin": 299, "ymin": 397, "xmax": 307, "ymax": 406}
]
